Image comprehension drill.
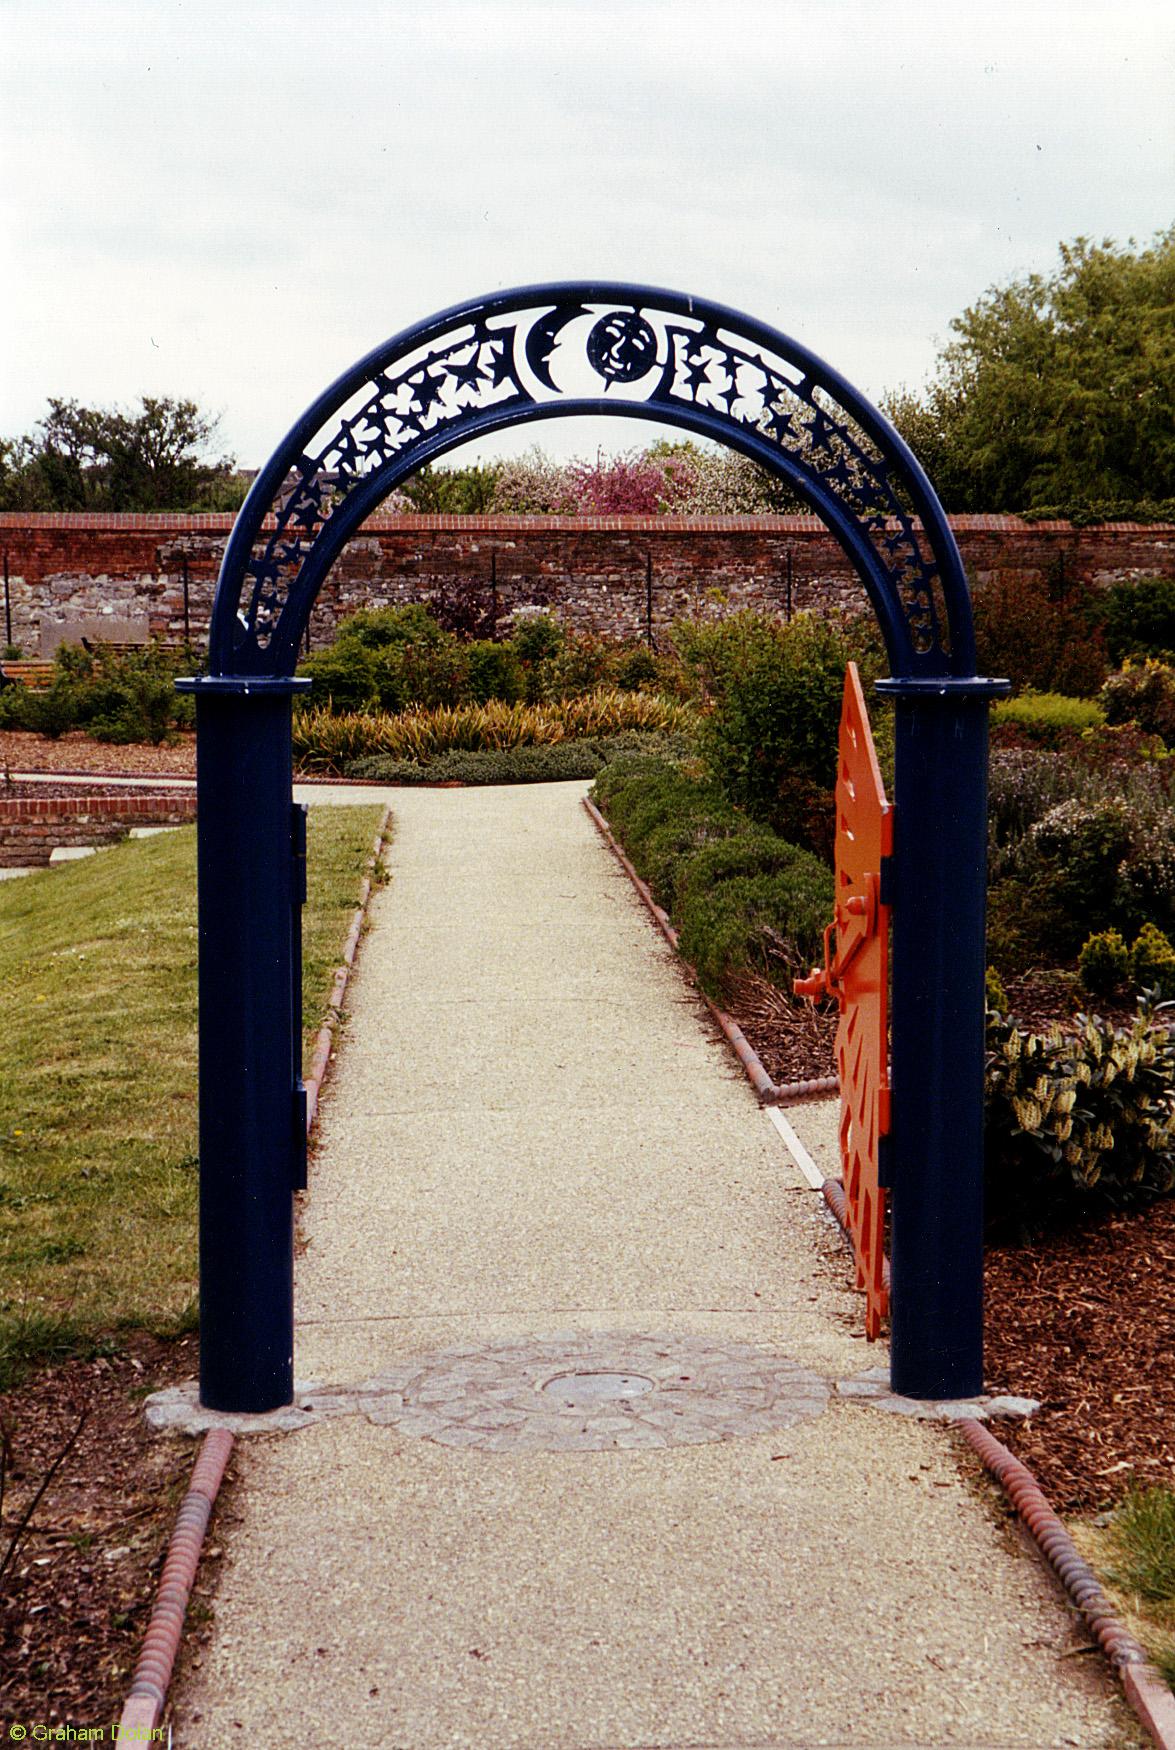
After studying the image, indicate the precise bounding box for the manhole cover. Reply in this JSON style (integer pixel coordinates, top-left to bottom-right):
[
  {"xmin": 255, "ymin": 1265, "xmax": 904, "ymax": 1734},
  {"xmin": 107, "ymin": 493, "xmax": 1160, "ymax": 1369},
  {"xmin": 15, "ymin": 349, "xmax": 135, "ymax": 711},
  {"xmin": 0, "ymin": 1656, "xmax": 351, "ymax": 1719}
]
[
  {"xmin": 542, "ymin": 1371, "xmax": 655, "ymax": 1404},
  {"xmin": 349, "ymin": 1333, "xmax": 830, "ymax": 1452}
]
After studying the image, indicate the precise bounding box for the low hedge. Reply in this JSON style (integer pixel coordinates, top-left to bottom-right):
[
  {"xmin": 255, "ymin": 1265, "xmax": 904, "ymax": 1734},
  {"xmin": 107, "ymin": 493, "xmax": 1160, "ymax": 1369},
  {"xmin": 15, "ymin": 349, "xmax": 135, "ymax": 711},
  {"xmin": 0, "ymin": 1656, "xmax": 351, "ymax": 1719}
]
[
  {"xmin": 345, "ymin": 733, "xmax": 691, "ymax": 786},
  {"xmin": 590, "ymin": 754, "xmax": 832, "ymax": 996},
  {"xmin": 991, "ymin": 691, "xmax": 1107, "ymax": 745}
]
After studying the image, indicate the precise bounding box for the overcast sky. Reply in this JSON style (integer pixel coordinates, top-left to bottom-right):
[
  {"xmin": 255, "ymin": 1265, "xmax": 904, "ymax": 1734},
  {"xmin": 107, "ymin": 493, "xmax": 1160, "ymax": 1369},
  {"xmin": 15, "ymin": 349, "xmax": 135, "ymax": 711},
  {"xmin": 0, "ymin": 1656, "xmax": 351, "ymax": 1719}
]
[{"xmin": 2, "ymin": 0, "xmax": 1172, "ymax": 469}]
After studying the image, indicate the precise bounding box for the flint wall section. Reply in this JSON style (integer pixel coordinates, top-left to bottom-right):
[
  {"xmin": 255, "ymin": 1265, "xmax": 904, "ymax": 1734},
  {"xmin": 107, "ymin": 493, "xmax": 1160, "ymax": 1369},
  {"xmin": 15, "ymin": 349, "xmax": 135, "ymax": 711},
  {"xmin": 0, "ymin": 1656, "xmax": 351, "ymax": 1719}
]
[{"xmin": 1, "ymin": 512, "xmax": 1171, "ymax": 656}]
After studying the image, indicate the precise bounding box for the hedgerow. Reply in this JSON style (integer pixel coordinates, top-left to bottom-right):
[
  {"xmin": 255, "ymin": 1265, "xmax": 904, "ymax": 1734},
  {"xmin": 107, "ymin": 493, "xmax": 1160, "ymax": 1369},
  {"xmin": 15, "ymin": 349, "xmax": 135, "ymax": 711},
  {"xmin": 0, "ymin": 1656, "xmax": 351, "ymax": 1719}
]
[{"xmin": 590, "ymin": 755, "xmax": 832, "ymax": 997}]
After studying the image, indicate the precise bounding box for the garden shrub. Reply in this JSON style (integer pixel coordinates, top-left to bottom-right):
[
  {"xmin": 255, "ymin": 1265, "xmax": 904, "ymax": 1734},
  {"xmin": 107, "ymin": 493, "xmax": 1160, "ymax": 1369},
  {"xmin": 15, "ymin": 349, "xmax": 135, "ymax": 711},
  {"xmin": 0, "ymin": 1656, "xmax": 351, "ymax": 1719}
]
[
  {"xmin": 372, "ymin": 637, "xmax": 470, "ymax": 714},
  {"xmin": 1101, "ymin": 658, "xmax": 1175, "ymax": 744},
  {"xmin": 466, "ymin": 640, "xmax": 524, "ymax": 704},
  {"xmin": 991, "ymin": 692, "xmax": 1106, "ymax": 745},
  {"xmin": 984, "ymin": 1002, "xmax": 1175, "ymax": 1231},
  {"xmin": 1078, "ymin": 929, "xmax": 1131, "ymax": 996},
  {"xmin": 11, "ymin": 676, "xmax": 79, "ymax": 739},
  {"xmin": 997, "ymin": 798, "xmax": 1134, "ymax": 960},
  {"xmin": 972, "ymin": 570, "xmax": 1108, "ymax": 696},
  {"xmin": 0, "ymin": 641, "xmax": 194, "ymax": 743},
  {"xmin": 1131, "ymin": 923, "xmax": 1175, "ymax": 998},
  {"xmin": 673, "ymin": 610, "xmax": 852, "ymax": 847},
  {"xmin": 987, "ymin": 749, "xmax": 1086, "ymax": 877},
  {"xmin": 344, "ymin": 732, "xmax": 692, "ymax": 786},
  {"xmin": 532, "ymin": 628, "xmax": 614, "ymax": 700},
  {"xmin": 333, "ymin": 603, "xmax": 448, "ymax": 653},
  {"xmin": 1100, "ymin": 576, "xmax": 1175, "ymax": 665},
  {"xmin": 985, "ymin": 965, "xmax": 1009, "ymax": 1013},
  {"xmin": 609, "ymin": 644, "xmax": 661, "ymax": 692},
  {"xmin": 592, "ymin": 756, "xmax": 743, "ymax": 908},
  {"xmin": 299, "ymin": 642, "xmax": 380, "ymax": 713},
  {"xmin": 511, "ymin": 612, "xmax": 563, "ymax": 672},
  {"xmin": 675, "ymin": 845, "xmax": 832, "ymax": 993}
]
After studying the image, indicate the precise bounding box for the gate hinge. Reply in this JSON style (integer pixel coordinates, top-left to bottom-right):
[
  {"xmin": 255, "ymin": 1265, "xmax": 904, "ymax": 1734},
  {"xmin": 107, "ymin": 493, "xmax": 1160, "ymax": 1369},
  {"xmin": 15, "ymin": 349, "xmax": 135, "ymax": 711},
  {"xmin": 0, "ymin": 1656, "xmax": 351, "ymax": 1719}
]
[
  {"xmin": 290, "ymin": 802, "xmax": 308, "ymax": 908},
  {"xmin": 291, "ymin": 1081, "xmax": 308, "ymax": 1191},
  {"xmin": 878, "ymin": 852, "xmax": 896, "ymax": 909}
]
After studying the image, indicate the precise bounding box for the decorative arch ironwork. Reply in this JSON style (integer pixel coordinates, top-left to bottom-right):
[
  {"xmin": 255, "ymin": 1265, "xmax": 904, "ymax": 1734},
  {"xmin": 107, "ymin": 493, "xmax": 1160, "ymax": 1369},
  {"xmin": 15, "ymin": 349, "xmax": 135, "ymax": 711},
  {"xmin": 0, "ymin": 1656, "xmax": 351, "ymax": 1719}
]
[{"xmin": 207, "ymin": 282, "xmax": 976, "ymax": 681}]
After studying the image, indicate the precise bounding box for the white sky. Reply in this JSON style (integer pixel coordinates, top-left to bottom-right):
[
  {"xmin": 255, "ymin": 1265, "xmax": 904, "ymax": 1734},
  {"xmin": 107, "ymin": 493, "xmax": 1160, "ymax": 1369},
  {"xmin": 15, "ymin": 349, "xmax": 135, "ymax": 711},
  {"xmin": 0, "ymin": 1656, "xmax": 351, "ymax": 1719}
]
[{"xmin": 2, "ymin": 0, "xmax": 1172, "ymax": 469}]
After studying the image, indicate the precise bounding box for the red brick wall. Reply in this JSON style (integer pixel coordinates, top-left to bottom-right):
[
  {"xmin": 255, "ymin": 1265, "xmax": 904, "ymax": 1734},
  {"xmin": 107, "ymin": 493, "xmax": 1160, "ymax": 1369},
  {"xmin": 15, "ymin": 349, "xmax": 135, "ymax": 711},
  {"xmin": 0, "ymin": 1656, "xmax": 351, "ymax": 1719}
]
[
  {"xmin": 0, "ymin": 790, "xmax": 197, "ymax": 865},
  {"xmin": 1, "ymin": 512, "xmax": 1172, "ymax": 655}
]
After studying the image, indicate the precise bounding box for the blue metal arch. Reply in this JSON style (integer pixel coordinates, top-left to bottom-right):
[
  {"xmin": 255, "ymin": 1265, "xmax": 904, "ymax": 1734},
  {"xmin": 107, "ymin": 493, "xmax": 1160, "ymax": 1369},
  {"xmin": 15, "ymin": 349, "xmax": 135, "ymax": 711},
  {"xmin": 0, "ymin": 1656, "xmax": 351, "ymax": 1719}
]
[{"xmin": 206, "ymin": 282, "xmax": 977, "ymax": 681}]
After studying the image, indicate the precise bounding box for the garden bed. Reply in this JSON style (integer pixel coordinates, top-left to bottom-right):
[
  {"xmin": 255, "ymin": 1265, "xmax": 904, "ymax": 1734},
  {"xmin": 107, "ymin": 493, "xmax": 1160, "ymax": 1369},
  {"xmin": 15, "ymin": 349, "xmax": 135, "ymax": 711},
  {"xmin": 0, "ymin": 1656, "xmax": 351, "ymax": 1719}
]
[
  {"xmin": 984, "ymin": 1199, "xmax": 1175, "ymax": 1514},
  {"xmin": 0, "ymin": 729, "xmax": 197, "ymax": 779},
  {"xmin": 713, "ymin": 971, "xmax": 1175, "ymax": 1519},
  {"xmin": 0, "ymin": 1335, "xmax": 205, "ymax": 1729}
]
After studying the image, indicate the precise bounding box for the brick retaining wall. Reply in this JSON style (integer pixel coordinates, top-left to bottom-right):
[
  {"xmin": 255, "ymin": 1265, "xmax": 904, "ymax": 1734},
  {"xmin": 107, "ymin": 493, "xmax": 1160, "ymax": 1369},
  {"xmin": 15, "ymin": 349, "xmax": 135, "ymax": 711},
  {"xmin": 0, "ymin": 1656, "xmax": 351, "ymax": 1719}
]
[
  {"xmin": 0, "ymin": 512, "xmax": 1172, "ymax": 655},
  {"xmin": 0, "ymin": 790, "xmax": 197, "ymax": 866}
]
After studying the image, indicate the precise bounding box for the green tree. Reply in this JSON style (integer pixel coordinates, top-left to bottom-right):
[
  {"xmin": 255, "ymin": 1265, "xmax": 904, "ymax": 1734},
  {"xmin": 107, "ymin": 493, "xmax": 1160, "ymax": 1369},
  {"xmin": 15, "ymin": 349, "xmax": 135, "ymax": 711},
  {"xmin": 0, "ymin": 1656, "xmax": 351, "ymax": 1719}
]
[
  {"xmin": 0, "ymin": 396, "xmax": 240, "ymax": 511},
  {"xmin": 884, "ymin": 228, "xmax": 1175, "ymax": 513},
  {"xmin": 398, "ymin": 461, "xmax": 500, "ymax": 513}
]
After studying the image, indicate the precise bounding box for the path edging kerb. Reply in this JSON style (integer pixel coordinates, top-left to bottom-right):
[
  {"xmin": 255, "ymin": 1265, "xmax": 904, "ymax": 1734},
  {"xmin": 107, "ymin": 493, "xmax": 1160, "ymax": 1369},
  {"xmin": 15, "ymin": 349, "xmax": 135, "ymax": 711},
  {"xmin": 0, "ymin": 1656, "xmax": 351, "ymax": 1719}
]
[
  {"xmin": 119, "ymin": 804, "xmax": 392, "ymax": 1738},
  {"xmin": 959, "ymin": 1418, "xmax": 1175, "ymax": 1748}
]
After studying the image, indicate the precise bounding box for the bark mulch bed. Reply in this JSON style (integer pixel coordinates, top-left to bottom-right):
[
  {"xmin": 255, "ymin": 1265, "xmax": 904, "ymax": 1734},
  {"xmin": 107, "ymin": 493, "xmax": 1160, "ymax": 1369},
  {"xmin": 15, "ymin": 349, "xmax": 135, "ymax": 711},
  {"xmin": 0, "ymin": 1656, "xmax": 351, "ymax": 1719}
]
[
  {"xmin": 0, "ymin": 730, "xmax": 197, "ymax": 780},
  {"xmin": 0, "ymin": 1334, "xmax": 210, "ymax": 1728},
  {"xmin": 726, "ymin": 973, "xmax": 1175, "ymax": 1519},
  {"xmin": 984, "ymin": 1199, "xmax": 1175, "ymax": 1513},
  {"xmin": 724, "ymin": 970, "xmax": 837, "ymax": 1085}
]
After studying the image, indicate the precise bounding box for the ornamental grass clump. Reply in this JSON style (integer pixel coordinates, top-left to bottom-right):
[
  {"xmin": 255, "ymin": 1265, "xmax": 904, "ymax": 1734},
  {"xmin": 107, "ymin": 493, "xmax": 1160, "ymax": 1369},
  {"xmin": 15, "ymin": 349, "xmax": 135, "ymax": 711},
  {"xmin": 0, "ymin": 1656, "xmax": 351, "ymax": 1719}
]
[
  {"xmin": 292, "ymin": 691, "xmax": 694, "ymax": 774},
  {"xmin": 984, "ymin": 1001, "xmax": 1175, "ymax": 1231}
]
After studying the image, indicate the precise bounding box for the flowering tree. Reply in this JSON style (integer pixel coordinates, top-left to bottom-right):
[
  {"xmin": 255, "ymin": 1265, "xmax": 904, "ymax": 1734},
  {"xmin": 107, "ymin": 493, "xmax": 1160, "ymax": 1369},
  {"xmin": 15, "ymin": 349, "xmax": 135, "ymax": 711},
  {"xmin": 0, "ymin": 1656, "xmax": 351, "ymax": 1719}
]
[{"xmin": 490, "ymin": 446, "xmax": 578, "ymax": 513}]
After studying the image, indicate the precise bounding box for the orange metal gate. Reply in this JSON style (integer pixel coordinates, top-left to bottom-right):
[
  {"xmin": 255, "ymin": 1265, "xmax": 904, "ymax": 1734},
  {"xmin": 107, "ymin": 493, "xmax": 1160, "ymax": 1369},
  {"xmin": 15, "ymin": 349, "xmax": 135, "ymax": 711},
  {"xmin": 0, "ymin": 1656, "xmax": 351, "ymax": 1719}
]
[{"xmin": 795, "ymin": 663, "xmax": 893, "ymax": 1338}]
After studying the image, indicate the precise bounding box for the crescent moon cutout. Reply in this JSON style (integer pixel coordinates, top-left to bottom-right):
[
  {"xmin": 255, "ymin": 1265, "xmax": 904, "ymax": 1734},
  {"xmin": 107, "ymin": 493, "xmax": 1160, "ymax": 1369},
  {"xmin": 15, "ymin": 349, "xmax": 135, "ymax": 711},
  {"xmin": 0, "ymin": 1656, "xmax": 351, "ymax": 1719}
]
[{"xmin": 524, "ymin": 305, "xmax": 589, "ymax": 391}]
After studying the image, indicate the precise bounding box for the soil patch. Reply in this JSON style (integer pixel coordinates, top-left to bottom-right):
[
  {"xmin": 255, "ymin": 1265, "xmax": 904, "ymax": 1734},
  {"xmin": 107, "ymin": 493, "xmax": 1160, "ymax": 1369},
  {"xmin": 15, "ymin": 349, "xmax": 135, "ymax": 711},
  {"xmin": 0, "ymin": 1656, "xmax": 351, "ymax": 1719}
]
[
  {"xmin": 0, "ymin": 731, "xmax": 197, "ymax": 779},
  {"xmin": 723, "ymin": 970, "xmax": 837, "ymax": 1085},
  {"xmin": 1002, "ymin": 968, "xmax": 1140, "ymax": 1035},
  {"xmin": 984, "ymin": 1198, "xmax": 1175, "ymax": 1513},
  {"xmin": 0, "ymin": 1335, "xmax": 206, "ymax": 1728}
]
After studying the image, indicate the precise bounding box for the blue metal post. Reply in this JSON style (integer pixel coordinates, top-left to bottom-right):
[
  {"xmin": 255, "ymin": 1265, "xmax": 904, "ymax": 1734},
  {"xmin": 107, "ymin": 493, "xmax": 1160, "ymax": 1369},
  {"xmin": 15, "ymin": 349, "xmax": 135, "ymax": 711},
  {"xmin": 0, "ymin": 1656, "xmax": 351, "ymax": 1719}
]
[
  {"xmin": 877, "ymin": 676, "xmax": 1006, "ymax": 1400},
  {"xmin": 179, "ymin": 675, "xmax": 310, "ymax": 1411}
]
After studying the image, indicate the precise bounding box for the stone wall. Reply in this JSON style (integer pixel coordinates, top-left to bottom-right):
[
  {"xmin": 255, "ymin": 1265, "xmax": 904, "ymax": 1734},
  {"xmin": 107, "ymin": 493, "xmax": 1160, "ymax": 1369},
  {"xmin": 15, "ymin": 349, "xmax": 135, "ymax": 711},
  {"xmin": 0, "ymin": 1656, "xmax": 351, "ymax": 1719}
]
[{"xmin": 1, "ymin": 512, "xmax": 1172, "ymax": 656}]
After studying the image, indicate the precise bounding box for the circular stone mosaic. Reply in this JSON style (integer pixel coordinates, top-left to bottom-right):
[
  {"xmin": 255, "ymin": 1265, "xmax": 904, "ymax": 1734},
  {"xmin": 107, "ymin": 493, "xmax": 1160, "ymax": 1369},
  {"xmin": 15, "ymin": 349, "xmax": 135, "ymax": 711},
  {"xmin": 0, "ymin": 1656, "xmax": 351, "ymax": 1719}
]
[{"xmin": 340, "ymin": 1333, "xmax": 829, "ymax": 1453}]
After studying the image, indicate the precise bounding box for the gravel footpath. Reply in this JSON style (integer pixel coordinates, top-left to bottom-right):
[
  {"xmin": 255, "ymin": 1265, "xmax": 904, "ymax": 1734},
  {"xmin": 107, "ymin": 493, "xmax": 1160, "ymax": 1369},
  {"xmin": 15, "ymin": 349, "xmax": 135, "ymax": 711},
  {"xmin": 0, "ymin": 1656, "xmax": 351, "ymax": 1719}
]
[{"xmin": 172, "ymin": 781, "xmax": 1140, "ymax": 1748}]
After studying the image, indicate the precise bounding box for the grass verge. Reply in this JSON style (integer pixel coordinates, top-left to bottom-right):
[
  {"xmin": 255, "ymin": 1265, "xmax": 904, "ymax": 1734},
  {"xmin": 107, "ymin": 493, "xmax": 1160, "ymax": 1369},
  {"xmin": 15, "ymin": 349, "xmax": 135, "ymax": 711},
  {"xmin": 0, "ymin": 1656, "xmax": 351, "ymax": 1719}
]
[
  {"xmin": 1076, "ymin": 1489, "xmax": 1175, "ymax": 1688},
  {"xmin": 0, "ymin": 806, "xmax": 383, "ymax": 1386}
]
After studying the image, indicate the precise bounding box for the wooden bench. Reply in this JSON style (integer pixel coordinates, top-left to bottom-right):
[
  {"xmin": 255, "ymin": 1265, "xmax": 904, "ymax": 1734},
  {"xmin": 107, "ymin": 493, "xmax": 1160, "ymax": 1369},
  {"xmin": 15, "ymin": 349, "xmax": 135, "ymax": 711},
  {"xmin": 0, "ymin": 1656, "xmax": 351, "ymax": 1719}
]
[{"xmin": 0, "ymin": 660, "xmax": 56, "ymax": 689}]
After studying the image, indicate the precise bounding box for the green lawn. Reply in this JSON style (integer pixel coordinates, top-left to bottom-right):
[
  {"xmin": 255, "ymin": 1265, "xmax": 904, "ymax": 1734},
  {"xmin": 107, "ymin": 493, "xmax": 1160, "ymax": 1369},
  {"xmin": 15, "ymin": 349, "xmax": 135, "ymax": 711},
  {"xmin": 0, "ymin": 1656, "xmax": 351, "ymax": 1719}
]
[{"xmin": 0, "ymin": 806, "xmax": 384, "ymax": 1384}]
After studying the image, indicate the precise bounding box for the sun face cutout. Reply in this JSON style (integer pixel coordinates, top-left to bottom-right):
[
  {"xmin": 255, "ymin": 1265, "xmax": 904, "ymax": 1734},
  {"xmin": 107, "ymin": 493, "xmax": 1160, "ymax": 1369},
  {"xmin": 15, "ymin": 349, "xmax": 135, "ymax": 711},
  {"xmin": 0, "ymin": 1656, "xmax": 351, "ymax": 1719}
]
[{"xmin": 586, "ymin": 310, "xmax": 659, "ymax": 384}]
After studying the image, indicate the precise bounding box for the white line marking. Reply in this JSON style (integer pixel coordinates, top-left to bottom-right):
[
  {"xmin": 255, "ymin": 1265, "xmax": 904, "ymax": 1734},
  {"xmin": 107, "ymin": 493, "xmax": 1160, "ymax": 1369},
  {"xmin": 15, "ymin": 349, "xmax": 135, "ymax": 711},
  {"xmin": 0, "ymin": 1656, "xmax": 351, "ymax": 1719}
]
[{"xmin": 765, "ymin": 1106, "xmax": 826, "ymax": 1190}]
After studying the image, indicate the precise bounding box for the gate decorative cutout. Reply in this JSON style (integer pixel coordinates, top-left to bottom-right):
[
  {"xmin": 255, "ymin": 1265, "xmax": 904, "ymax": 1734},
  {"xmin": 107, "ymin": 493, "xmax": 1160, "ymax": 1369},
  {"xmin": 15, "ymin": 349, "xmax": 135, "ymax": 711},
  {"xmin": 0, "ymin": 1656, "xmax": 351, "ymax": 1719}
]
[{"xmin": 795, "ymin": 662, "xmax": 893, "ymax": 1338}]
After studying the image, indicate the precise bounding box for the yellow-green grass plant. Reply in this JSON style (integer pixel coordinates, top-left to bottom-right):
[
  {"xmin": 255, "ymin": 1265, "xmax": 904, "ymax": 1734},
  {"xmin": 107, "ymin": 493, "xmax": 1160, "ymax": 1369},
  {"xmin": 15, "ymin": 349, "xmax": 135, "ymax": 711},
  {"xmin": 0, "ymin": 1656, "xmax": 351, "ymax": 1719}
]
[
  {"xmin": 1076, "ymin": 1488, "xmax": 1175, "ymax": 1689},
  {"xmin": 0, "ymin": 807, "xmax": 383, "ymax": 1385},
  {"xmin": 292, "ymin": 689, "xmax": 696, "ymax": 774}
]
